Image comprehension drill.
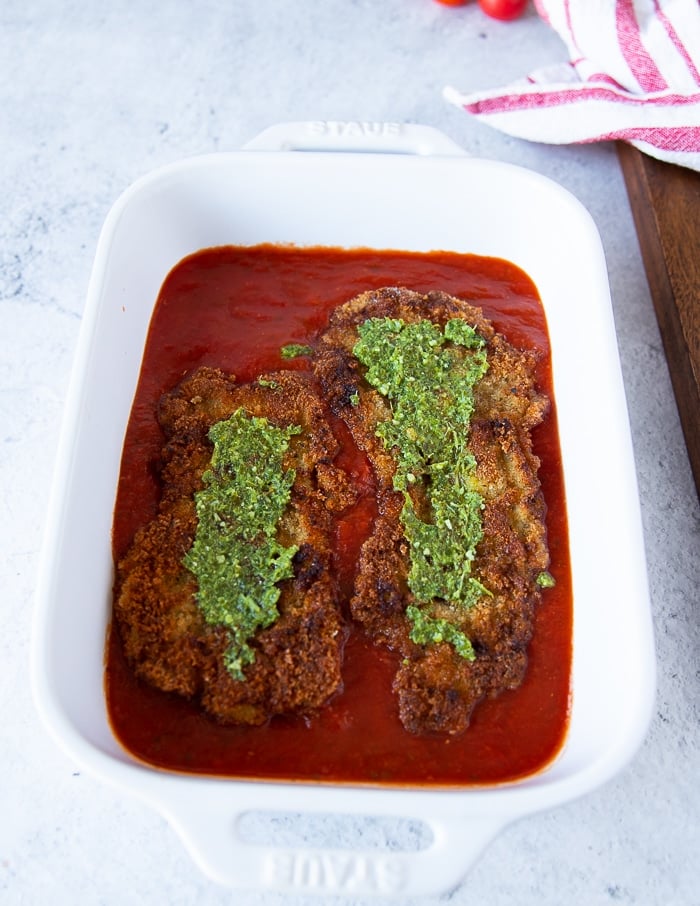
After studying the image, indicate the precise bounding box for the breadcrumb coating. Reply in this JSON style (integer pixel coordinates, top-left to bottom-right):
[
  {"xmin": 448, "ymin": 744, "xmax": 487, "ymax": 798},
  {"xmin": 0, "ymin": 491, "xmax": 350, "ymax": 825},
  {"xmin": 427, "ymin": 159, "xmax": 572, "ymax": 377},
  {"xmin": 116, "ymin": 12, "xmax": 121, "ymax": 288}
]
[
  {"xmin": 315, "ymin": 287, "xmax": 550, "ymax": 735},
  {"xmin": 114, "ymin": 367, "xmax": 348, "ymax": 726}
]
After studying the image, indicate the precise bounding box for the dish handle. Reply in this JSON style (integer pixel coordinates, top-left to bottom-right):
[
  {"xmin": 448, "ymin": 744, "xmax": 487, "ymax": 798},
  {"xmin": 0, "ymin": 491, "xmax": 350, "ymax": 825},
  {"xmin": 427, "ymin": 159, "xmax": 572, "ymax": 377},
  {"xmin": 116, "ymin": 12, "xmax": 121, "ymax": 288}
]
[
  {"xmin": 242, "ymin": 120, "xmax": 468, "ymax": 157},
  {"xmin": 162, "ymin": 797, "xmax": 505, "ymax": 897}
]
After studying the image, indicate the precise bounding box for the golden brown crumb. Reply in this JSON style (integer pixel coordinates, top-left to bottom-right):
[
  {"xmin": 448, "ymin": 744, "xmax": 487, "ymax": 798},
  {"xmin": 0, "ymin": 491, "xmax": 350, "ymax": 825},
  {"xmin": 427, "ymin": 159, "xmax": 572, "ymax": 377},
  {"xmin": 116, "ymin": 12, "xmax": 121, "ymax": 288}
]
[
  {"xmin": 315, "ymin": 287, "xmax": 550, "ymax": 735},
  {"xmin": 114, "ymin": 367, "xmax": 349, "ymax": 726}
]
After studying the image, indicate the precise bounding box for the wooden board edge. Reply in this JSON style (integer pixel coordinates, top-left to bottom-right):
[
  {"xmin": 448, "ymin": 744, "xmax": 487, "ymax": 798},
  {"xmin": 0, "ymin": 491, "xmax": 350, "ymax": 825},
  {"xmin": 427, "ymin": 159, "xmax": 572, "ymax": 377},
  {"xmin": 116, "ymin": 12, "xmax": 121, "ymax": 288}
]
[{"xmin": 617, "ymin": 142, "xmax": 700, "ymax": 499}]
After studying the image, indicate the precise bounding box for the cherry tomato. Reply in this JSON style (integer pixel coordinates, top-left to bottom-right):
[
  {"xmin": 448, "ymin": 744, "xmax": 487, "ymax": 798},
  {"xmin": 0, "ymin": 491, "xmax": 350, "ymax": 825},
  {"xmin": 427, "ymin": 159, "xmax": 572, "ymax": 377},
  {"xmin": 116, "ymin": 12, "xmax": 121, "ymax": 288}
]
[
  {"xmin": 433, "ymin": 0, "xmax": 469, "ymax": 6},
  {"xmin": 477, "ymin": 0, "xmax": 528, "ymax": 19}
]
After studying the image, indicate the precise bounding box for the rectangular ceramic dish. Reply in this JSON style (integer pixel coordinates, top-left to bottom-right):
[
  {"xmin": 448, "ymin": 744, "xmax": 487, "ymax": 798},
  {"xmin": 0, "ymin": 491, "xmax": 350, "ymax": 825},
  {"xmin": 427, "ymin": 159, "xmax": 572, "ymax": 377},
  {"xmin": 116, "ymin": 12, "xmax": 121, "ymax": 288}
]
[{"xmin": 32, "ymin": 122, "xmax": 655, "ymax": 898}]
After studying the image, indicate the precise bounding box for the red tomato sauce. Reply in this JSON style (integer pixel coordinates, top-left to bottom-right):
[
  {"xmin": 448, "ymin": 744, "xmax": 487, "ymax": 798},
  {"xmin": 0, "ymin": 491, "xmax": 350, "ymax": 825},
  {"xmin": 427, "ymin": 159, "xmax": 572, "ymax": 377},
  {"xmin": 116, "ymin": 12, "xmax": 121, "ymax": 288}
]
[{"xmin": 106, "ymin": 245, "xmax": 573, "ymax": 786}]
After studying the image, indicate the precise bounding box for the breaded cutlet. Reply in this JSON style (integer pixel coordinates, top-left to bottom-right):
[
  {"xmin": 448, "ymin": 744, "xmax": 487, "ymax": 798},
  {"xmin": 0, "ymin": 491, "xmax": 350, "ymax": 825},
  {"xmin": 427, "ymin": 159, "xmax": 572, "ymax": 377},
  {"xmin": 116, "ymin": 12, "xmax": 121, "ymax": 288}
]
[
  {"xmin": 314, "ymin": 287, "xmax": 550, "ymax": 735},
  {"xmin": 114, "ymin": 366, "xmax": 350, "ymax": 726}
]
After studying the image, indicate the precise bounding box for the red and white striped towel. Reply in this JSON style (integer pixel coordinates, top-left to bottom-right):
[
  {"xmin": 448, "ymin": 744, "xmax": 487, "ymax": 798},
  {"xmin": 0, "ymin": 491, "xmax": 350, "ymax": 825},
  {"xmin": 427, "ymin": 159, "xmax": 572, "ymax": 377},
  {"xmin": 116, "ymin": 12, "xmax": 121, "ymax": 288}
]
[{"xmin": 444, "ymin": 0, "xmax": 700, "ymax": 171}]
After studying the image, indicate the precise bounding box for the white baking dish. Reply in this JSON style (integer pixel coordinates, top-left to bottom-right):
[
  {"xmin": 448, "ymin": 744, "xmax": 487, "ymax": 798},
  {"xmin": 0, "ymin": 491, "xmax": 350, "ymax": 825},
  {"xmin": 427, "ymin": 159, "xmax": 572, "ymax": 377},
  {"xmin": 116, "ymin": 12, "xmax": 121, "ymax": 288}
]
[{"xmin": 32, "ymin": 122, "xmax": 655, "ymax": 898}]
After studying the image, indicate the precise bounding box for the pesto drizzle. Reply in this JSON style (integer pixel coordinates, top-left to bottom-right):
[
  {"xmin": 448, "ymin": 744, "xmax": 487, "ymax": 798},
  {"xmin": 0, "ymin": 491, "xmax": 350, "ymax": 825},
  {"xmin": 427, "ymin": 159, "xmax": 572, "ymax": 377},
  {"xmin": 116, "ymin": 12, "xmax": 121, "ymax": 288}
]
[
  {"xmin": 183, "ymin": 409, "xmax": 301, "ymax": 680},
  {"xmin": 353, "ymin": 317, "xmax": 490, "ymax": 661},
  {"xmin": 280, "ymin": 343, "xmax": 314, "ymax": 359}
]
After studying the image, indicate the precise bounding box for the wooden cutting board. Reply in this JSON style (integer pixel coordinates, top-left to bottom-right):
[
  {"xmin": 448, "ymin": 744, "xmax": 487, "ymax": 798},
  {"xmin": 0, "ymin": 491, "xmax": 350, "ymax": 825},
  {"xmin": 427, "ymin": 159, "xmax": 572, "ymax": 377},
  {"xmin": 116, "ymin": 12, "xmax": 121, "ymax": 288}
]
[{"xmin": 617, "ymin": 143, "xmax": 700, "ymax": 498}]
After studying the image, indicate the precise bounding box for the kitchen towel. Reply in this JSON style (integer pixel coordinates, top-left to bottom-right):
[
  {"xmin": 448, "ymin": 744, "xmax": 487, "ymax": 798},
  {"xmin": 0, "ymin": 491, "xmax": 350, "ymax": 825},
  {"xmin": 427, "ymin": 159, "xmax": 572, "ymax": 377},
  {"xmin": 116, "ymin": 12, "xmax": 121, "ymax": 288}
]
[{"xmin": 445, "ymin": 0, "xmax": 700, "ymax": 171}]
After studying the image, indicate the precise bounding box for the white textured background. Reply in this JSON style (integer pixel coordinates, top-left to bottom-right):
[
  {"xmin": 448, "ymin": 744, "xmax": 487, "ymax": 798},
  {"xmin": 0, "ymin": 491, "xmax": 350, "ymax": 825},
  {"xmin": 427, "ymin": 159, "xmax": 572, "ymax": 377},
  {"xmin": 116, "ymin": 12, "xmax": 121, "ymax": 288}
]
[{"xmin": 2, "ymin": 1, "xmax": 698, "ymax": 904}]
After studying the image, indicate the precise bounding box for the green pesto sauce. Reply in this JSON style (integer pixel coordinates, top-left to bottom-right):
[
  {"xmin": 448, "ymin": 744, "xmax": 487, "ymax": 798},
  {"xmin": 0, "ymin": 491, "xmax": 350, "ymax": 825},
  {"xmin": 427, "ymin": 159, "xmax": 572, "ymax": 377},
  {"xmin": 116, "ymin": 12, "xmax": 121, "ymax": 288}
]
[
  {"xmin": 406, "ymin": 605, "xmax": 476, "ymax": 660},
  {"xmin": 353, "ymin": 317, "xmax": 491, "ymax": 662},
  {"xmin": 183, "ymin": 409, "xmax": 301, "ymax": 680},
  {"xmin": 536, "ymin": 570, "xmax": 556, "ymax": 588},
  {"xmin": 280, "ymin": 343, "xmax": 314, "ymax": 359}
]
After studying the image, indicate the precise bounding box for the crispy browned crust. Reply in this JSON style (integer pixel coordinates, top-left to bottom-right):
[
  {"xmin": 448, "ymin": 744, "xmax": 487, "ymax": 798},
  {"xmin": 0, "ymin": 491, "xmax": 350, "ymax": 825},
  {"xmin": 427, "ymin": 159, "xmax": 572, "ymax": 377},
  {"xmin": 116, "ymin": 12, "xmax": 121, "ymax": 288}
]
[
  {"xmin": 314, "ymin": 287, "xmax": 550, "ymax": 736},
  {"xmin": 114, "ymin": 366, "xmax": 350, "ymax": 726}
]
